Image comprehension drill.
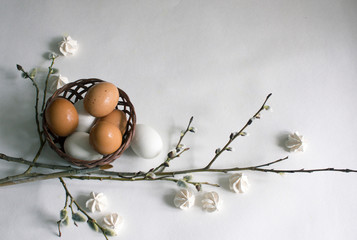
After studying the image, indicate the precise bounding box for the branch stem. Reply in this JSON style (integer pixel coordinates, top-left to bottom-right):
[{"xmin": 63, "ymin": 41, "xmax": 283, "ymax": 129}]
[
  {"xmin": 41, "ymin": 57, "xmax": 57, "ymax": 112},
  {"xmin": 58, "ymin": 178, "xmax": 109, "ymax": 240},
  {"xmin": 204, "ymin": 93, "xmax": 272, "ymax": 169}
]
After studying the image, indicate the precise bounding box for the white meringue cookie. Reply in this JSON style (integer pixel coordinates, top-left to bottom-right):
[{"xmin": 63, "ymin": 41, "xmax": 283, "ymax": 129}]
[
  {"xmin": 103, "ymin": 213, "xmax": 122, "ymax": 229},
  {"xmin": 174, "ymin": 189, "xmax": 195, "ymax": 210},
  {"xmin": 85, "ymin": 192, "xmax": 108, "ymax": 213},
  {"xmin": 229, "ymin": 173, "xmax": 249, "ymax": 193},
  {"xmin": 285, "ymin": 132, "xmax": 306, "ymax": 152},
  {"xmin": 201, "ymin": 191, "xmax": 221, "ymax": 212},
  {"xmin": 59, "ymin": 36, "xmax": 79, "ymax": 56},
  {"xmin": 49, "ymin": 74, "xmax": 68, "ymax": 92}
]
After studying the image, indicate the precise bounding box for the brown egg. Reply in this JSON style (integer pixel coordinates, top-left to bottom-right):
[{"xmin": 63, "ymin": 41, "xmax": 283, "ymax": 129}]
[
  {"xmin": 83, "ymin": 82, "xmax": 119, "ymax": 117},
  {"xmin": 45, "ymin": 98, "xmax": 79, "ymax": 137},
  {"xmin": 89, "ymin": 121, "xmax": 123, "ymax": 155},
  {"xmin": 99, "ymin": 109, "xmax": 127, "ymax": 135}
]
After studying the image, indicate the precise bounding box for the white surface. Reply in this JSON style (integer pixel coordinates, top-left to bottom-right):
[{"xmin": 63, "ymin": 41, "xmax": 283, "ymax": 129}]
[{"xmin": 0, "ymin": 0, "xmax": 357, "ymax": 239}]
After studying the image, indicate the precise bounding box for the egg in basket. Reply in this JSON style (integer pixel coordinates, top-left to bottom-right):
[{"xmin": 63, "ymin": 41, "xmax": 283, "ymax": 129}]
[{"xmin": 42, "ymin": 78, "xmax": 136, "ymax": 168}]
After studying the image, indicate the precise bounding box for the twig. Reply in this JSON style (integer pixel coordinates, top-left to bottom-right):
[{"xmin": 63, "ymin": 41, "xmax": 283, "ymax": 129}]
[
  {"xmin": 16, "ymin": 64, "xmax": 43, "ymax": 144},
  {"xmin": 23, "ymin": 140, "xmax": 46, "ymax": 174},
  {"xmin": 0, "ymin": 166, "xmax": 103, "ymax": 187},
  {"xmin": 66, "ymin": 175, "xmax": 220, "ymax": 188},
  {"xmin": 59, "ymin": 178, "xmax": 109, "ymax": 240},
  {"xmin": 0, "ymin": 152, "xmax": 78, "ymax": 171},
  {"xmin": 252, "ymin": 156, "xmax": 289, "ymax": 168},
  {"xmin": 204, "ymin": 93, "xmax": 272, "ymax": 169},
  {"xmin": 41, "ymin": 56, "xmax": 57, "ymax": 112},
  {"xmin": 154, "ymin": 116, "xmax": 194, "ymax": 173}
]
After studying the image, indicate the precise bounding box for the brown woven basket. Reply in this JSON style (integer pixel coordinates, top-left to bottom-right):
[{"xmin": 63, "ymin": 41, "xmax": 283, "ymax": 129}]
[{"xmin": 42, "ymin": 78, "xmax": 136, "ymax": 168}]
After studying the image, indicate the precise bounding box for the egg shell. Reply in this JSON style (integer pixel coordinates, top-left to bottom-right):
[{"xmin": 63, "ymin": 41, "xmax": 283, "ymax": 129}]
[
  {"xmin": 45, "ymin": 97, "xmax": 78, "ymax": 137},
  {"xmin": 74, "ymin": 99, "xmax": 97, "ymax": 132},
  {"xmin": 64, "ymin": 132, "xmax": 103, "ymax": 160},
  {"xmin": 99, "ymin": 109, "xmax": 127, "ymax": 134},
  {"xmin": 130, "ymin": 124, "xmax": 163, "ymax": 159},
  {"xmin": 89, "ymin": 121, "xmax": 123, "ymax": 155},
  {"xmin": 83, "ymin": 82, "xmax": 119, "ymax": 117}
]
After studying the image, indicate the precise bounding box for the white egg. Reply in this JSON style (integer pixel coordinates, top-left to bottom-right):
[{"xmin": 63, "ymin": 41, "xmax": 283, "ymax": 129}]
[
  {"xmin": 74, "ymin": 99, "xmax": 97, "ymax": 132},
  {"xmin": 131, "ymin": 124, "xmax": 163, "ymax": 159},
  {"xmin": 64, "ymin": 132, "xmax": 103, "ymax": 160}
]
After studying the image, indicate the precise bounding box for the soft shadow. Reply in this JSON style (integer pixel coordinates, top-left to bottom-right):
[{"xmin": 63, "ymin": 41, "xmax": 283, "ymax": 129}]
[
  {"xmin": 162, "ymin": 188, "xmax": 176, "ymax": 208},
  {"xmin": 122, "ymin": 146, "xmax": 137, "ymax": 158},
  {"xmin": 48, "ymin": 36, "xmax": 64, "ymax": 56},
  {"xmin": 35, "ymin": 207, "xmax": 58, "ymax": 236},
  {"xmin": 276, "ymin": 131, "xmax": 290, "ymax": 152},
  {"xmin": 0, "ymin": 66, "xmax": 18, "ymax": 80},
  {"xmin": 194, "ymin": 192, "xmax": 204, "ymax": 209},
  {"xmin": 218, "ymin": 176, "xmax": 231, "ymax": 192},
  {"xmin": 76, "ymin": 194, "xmax": 90, "ymax": 209}
]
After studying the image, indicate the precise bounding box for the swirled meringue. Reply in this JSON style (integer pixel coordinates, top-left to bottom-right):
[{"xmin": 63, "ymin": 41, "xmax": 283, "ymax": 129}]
[
  {"xmin": 285, "ymin": 132, "xmax": 306, "ymax": 152},
  {"xmin": 85, "ymin": 192, "xmax": 108, "ymax": 213},
  {"xmin": 49, "ymin": 74, "xmax": 68, "ymax": 92},
  {"xmin": 201, "ymin": 191, "xmax": 221, "ymax": 212},
  {"xmin": 59, "ymin": 36, "xmax": 78, "ymax": 56},
  {"xmin": 174, "ymin": 189, "xmax": 195, "ymax": 210},
  {"xmin": 229, "ymin": 173, "xmax": 249, "ymax": 193},
  {"xmin": 103, "ymin": 213, "xmax": 122, "ymax": 229}
]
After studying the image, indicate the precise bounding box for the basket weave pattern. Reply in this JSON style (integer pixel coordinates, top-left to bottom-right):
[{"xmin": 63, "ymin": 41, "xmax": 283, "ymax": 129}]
[{"xmin": 43, "ymin": 78, "xmax": 136, "ymax": 168}]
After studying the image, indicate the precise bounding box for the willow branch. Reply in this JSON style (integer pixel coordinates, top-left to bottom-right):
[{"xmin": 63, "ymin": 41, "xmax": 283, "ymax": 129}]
[
  {"xmin": 41, "ymin": 56, "xmax": 57, "ymax": 112},
  {"xmin": 66, "ymin": 175, "xmax": 219, "ymax": 187},
  {"xmin": 0, "ymin": 152, "xmax": 78, "ymax": 171},
  {"xmin": 16, "ymin": 64, "xmax": 43, "ymax": 143},
  {"xmin": 59, "ymin": 178, "xmax": 109, "ymax": 240},
  {"xmin": 204, "ymin": 93, "xmax": 272, "ymax": 169},
  {"xmin": 0, "ymin": 166, "xmax": 103, "ymax": 187},
  {"xmin": 154, "ymin": 116, "xmax": 194, "ymax": 173}
]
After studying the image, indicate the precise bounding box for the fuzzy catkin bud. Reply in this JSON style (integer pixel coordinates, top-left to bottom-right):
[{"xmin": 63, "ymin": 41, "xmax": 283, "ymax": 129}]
[
  {"xmin": 72, "ymin": 212, "xmax": 86, "ymax": 222},
  {"xmin": 62, "ymin": 216, "xmax": 70, "ymax": 226},
  {"xmin": 183, "ymin": 175, "xmax": 193, "ymax": 181},
  {"xmin": 60, "ymin": 209, "xmax": 68, "ymax": 220},
  {"xmin": 177, "ymin": 180, "xmax": 188, "ymax": 188},
  {"xmin": 87, "ymin": 220, "xmax": 99, "ymax": 232},
  {"xmin": 103, "ymin": 228, "xmax": 117, "ymax": 236}
]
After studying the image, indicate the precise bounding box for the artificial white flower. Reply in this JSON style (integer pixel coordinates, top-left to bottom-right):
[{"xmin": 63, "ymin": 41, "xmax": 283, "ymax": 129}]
[
  {"xmin": 174, "ymin": 188, "xmax": 195, "ymax": 210},
  {"xmin": 229, "ymin": 173, "xmax": 249, "ymax": 193},
  {"xmin": 201, "ymin": 191, "xmax": 221, "ymax": 212},
  {"xmin": 103, "ymin": 213, "xmax": 122, "ymax": 229},
  {"xmin": 85, "ymin": 192, "xmax": 108, "ymax": 213},
  {"xmin": 49, "ymin": 74, "xmax": 68, "ymax": 92},
  {"xmin": 59, "ymin": 36, "xmax": 79, "ymax": 56},
  {"xmin": 285, "ymin": 132, "xmax": 306, "ymax": 152}
]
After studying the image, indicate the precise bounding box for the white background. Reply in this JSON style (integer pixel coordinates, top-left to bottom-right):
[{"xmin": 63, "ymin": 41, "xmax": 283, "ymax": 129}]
[{"xmin": 0, "ymin": 0, "xmax": 357, "ymax": 239}]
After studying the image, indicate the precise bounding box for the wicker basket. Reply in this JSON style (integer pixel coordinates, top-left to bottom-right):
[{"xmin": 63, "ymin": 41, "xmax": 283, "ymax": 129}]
[{"xmin": 42, "ymin": 78, "xmax": 136, "ymax": 168}]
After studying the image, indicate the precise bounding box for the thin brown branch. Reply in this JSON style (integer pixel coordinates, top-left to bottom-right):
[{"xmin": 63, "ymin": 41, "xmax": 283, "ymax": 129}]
[
  {"xmin": 41, "ymin": 56, "xmax": 57, "ymax": 112},
  {"xmin": 16, "ymin": 65, "xmax": 44, "ymax": 144},
  {"xmin": 0, "ymin": 152, "xmax": 78, "ymax": 171},
  {"xmin": 204, "ymin": 93, "xmax": 272, "ymax": 169},
  {"xmin": 58, "ymin": 178, "xmax": 109, "ymax": 240},
  {"xmin": 0, "ymin": 166, "xmax": 102, "ymax": 187},
  {"xmin": 154, "ymin": 116, "xmax": 194, "ymax": 173}
]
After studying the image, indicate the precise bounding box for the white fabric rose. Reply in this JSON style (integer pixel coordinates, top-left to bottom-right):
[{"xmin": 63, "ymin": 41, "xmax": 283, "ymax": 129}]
[
  {"xmin": 85, "ymin": 192, "xmax": 108, "ymax": 213},
  {"xmin": 229, "ymin": 173, "xmax": 249, "ymax": 193},
  {"xmin": 49, "ymin": 74, "xmax": 68, "ymax": 92},
  {"xmin": 59, "ymin": 36, "xmax": 79, "ymax": 56},
  {"xmin": 201, "ymin": 191, "xmax": 221, "ymax": 212},
  {"xmin": 174, "ymin": 188, "xmax": 195, "ymax": 210},
  {"xmin": 285, "ymin": 132, "xmax": 306, "ymax": 152}
]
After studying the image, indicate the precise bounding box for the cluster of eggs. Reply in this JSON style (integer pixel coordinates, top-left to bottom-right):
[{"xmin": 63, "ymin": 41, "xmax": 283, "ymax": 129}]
[{"xmin": 45, "ymin": 82, "xmax": 127, "ymax": 161}]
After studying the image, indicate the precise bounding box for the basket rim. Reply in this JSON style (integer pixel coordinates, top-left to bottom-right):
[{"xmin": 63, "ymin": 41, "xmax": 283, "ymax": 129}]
[{"xmin": 42, "ymin": 78, "xmax": 136, "ymax": 168}]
